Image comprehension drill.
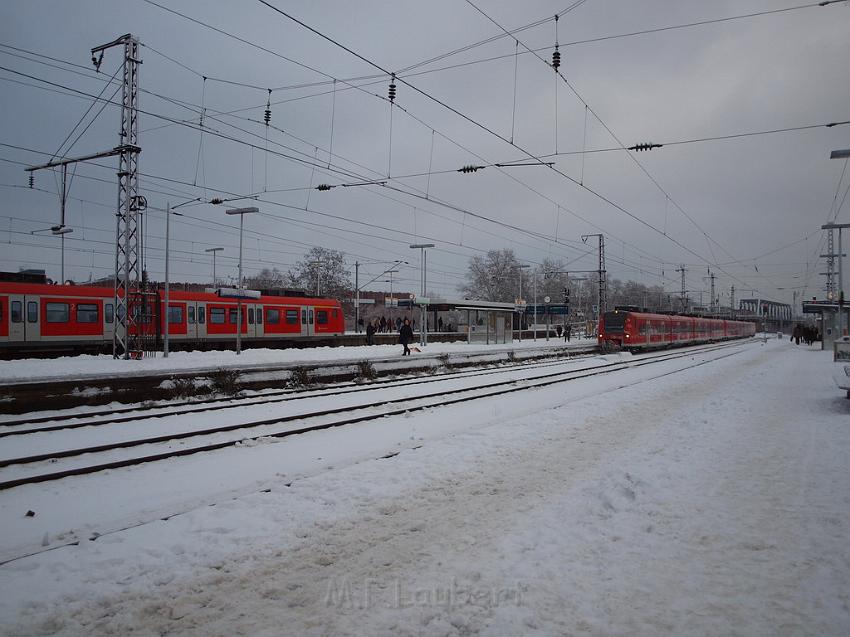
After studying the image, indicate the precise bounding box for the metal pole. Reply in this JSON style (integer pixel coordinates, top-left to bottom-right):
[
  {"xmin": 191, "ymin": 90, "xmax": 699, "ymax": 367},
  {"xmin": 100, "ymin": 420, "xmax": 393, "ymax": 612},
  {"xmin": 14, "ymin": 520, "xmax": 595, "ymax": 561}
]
[
  {"xmin": 355, "ymin": 261, "xmax": 360, "ymax": 333},
  {"xmin": 237, "ymin": 213, "xmax": 243, "ymax": 355},
  {"xmin": 533, "ymin": 274, "xmax": 537, "ymax": 341},
  {"xmin": 212, "ymin": 251, "xmax": 216, "ymax": 284},
  {"xmin": 60, "ymin": 233, "xmax": 65, "ymax": 285},
  {"xmin": 164, "ymin": 202, "xmax": 170, "ymax": 357},
  {"xmin": 518, "ymin": 268, "xmax": 522, "ymax": 342},
  {"xmin": 836, "ymin": 229, "xmax": 844, "ymax": 331},
  {"xmin": 423, "ymin": 248, "xmax": 428, "ymax": 346},
  {"xmin": 418, "ymin": 247, "xmax": 424, "ymax": 345}
]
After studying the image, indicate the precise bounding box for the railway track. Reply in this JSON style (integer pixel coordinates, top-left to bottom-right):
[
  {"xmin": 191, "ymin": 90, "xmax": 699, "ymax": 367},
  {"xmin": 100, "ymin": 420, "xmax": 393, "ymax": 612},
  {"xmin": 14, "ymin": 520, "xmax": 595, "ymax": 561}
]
[
  {"xmin": 0, "ymin": 340, "xmax": 753, "ymax": 490},
  {"xmin": 0, "ymin": 348, "xmax": 602, "ymax": 434}
]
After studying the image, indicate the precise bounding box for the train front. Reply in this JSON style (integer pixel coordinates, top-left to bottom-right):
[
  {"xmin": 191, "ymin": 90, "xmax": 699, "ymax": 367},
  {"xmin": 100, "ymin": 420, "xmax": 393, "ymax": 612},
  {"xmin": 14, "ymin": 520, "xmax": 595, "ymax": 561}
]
[{"xmin": 598, "ymin": 309, "xmax": 630, "ymax": 348}]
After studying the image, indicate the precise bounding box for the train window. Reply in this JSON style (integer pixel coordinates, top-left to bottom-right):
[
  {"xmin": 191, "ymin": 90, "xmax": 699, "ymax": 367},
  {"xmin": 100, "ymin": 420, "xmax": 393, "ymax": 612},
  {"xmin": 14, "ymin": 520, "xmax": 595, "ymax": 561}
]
[
  {"xmin": 286, "ymin": 309, "xmax": 298, "ymax": 325},
  {"xmin": 309, "ymin": 309, "xmax": 314, "ymax": 325},
  {"xmin": 11, "ymin": 301, "xmax": 22, "ymax": 323},
  {"xmin": 248, "ymin": 308, "xmax": 254, "ymax": 325},
  {"xmin": 317, "ymin": 310, "xmax": 328, "ymax": 325},
  {"xmin": 167, "ymin": 306, "xmax": 183, "ymax": 324},
  {"xmin": 105, "ymin": 303, "xmax": 114, "ymax": 324},
  {"xmin": 229, "ymin": 308, "xmax": 238, "ymax": 323},
  {"xmin": 27, "ymin": 301, "xmax": 38, "ymax": 323},
  {"xmin": 188, "ymin": 306, "xmax": 195, "ymax": 324},
  {"xmin": 256, "ymin": 308, "xmax": 262, "ymax": 324},
  {"xmin": 77, "ymin": 304, "xmax": 99, "ymax": 323},
  {"xmin": 45, "ymin": 302, "xmax": 69, "ymax": 323},
  {"xmin": 210, "ymin": 308, "xmax": 225, "ymax": 324},
  {"xmin": 301, "ymin": 309, "xmax": 307, "ymax": 325},
  {"xmin": 198, "ymin": 306, "xmax": 205, "ymax": 324},
  {"xmin": 266, "ymin": 308, "xmax": 280, "ymax": 324}
]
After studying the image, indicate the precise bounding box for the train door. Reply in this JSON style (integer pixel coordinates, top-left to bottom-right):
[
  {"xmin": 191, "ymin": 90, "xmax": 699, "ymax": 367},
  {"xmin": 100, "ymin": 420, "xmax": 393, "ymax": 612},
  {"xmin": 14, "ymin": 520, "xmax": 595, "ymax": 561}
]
[
  {"xmin": 8, "ymin": 294, "xmax": 25, "ymax": 342},
  {"xmin": 253, "ymin": 303, "xmax": 264, "ymax": 338},
  {"xmin": 245, "ymin": 305, "xmax": 256, "ymax": 340},
  {"xmin": 301, "ymin": 306, "xmax": 314, "ymax": 336},
  {"xmin": 103, "ymin": 300, "xmax": 115, "ymax": 346},
  {"xmin": 186, "ymin": 302, "xmax": 197, "ymax": 341},
  {"xmin": 196, "ymin": 302, "xmax": 207, "ymax": 339},
  {"xmin": 25, "ymin": 298, "xmax": 40, "ymax": 342}
]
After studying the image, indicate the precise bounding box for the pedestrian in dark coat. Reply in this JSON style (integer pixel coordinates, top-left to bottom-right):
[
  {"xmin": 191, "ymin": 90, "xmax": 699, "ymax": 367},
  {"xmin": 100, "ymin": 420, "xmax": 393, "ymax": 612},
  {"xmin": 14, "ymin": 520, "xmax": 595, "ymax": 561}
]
[
  {"xmin": 366, "ymin": 319, "xmax": 376, "ymax": 345},
  {"xmin": 565, "ymin": 323, "xmax": 571, "ymax": 342},
  {"xmin": 380, "ymin": 316, "xmax": 387, "ymax": 333},
  {"xmin": 399, "ymin": 318, "xmax": 414, "ymax": 355}
]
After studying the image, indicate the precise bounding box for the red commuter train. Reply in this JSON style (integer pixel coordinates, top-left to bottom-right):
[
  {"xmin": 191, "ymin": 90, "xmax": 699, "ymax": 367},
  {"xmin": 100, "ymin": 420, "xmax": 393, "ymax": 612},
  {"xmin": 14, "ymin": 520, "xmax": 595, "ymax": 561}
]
[
  {"xmin": 598, "ymin": 308, "xmax": 755, "ymax": 351},
  {"xmin": 0, "ymin": 281, "xmax": 345, "ymax": 356}
]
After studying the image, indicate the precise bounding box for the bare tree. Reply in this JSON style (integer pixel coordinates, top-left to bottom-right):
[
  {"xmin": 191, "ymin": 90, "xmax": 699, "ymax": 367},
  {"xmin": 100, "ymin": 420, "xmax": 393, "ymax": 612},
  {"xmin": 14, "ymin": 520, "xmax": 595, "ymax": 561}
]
[
  {"xmin": 287, "ymin": 247, "xmax": 352, "ymax": 298},
  {"xmin": 243, "ymin": 267, "xmax": 286, "ymax": 290},
  {"xmin": 460, "ymin": 249, "xmax": 521, "ymax": 302}
]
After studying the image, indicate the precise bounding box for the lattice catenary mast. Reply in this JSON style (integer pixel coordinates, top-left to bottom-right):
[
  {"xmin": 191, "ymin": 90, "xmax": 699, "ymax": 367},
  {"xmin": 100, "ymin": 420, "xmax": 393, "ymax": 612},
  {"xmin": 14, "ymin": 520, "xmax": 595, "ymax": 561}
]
[{"xmin": 91, "ymin": 34, "xmax": 143, "ymax": 359}]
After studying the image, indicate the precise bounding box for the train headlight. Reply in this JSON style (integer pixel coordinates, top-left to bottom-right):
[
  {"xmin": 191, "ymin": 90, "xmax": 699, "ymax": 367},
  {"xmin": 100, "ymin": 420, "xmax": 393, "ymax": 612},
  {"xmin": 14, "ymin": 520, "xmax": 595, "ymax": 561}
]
[{"xmin": 625, "ymin": 333, "xmax": 630, "ymax": 338}]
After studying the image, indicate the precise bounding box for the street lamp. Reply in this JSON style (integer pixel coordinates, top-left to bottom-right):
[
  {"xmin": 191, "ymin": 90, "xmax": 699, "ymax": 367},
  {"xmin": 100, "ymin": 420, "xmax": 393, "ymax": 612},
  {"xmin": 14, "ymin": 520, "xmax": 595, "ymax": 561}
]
[
  {"xmin": 225, "ymin": 206, "xmax": 259, "ymax": 355},
  {"xmin": 31, "ymin": 225, "xmax": 73, "ymax": 284},
  {"xmin": 386, "ymin": 269, "xmax": 399, "ymax": 326},
  {"xmin": 517, "ymin": 264, "xmax": 530, "ymax": 341},
  {"xmin": 829, "ymin": 148, "xmax": 850, "ymax": 337},
  {"xmin": 163, "ymin": 198, "xmax": 202, "ymax": 357},
  {"xmin": 205, "ymin": 247, "xmax": 224, "ymax": 285},
  {"xmin": 410, "ymin": 243, "xmax": 435, "ymax": 346},
  {"xmin": 310, "ymin": 260, "xmax": 324, "ymax": 296}
]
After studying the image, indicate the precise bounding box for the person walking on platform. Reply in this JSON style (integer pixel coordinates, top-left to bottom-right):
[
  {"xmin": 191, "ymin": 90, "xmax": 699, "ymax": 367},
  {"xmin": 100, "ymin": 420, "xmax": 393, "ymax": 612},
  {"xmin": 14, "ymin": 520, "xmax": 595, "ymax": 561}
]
[
  {"xmin": 366, "ymin": 319, "xmax": 376, "ymax": 345},
  {"xmin": 565, "ymin": 323, "xmax": 571, "ymax": 342},
  {"xmin": 399, "ymin": 318, "xmax": 414, "ymax": 356}
]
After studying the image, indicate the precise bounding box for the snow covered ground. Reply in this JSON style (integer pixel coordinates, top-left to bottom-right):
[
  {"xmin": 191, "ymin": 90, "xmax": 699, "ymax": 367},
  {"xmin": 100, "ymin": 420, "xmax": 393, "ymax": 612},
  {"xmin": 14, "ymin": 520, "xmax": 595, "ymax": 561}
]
[
  {"xmin": 0, "ymin": 336, "xmax": 592, "ymax": 384},
  {"xmin": 1, "ymin": 338, "xmax": 848, "ymax": 635}
]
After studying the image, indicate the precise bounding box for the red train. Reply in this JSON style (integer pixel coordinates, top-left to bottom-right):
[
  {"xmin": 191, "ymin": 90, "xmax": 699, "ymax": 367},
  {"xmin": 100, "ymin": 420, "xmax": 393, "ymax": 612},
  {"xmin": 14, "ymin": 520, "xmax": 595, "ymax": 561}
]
[
  {"xmin": 598, "ymin": 308, "xmax": 755, "ymax": 350},
  {"xmin": 0, "ymin": 281, "xmax": 344, "ymax": 355}
]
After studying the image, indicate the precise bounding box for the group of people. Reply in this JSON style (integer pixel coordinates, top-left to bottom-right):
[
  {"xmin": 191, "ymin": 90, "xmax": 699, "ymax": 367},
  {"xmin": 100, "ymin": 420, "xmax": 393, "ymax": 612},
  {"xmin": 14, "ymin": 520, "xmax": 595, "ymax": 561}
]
[
  {"xmin": 555, "ymin": 323, "xmax": 572, "ymax": 342},
  {"xmin": 791, "ymin": 323, "xmax": 819, "ymax": 346},
  {"xmin": 361, "ymin": 315, "xmax": 414, "ymax": 335}
]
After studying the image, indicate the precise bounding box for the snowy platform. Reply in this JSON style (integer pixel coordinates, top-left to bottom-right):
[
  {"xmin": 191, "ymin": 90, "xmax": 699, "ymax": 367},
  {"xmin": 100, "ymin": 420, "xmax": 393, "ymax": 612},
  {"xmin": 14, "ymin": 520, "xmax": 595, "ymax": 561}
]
[{"xmin": 0, "ymin": 339, "xmax": 848, "ymax": 635}]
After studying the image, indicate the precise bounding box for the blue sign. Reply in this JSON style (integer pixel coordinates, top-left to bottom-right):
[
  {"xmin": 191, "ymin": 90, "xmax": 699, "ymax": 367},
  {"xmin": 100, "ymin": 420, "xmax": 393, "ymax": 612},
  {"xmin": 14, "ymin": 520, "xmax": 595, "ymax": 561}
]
[{"xmin": 525, "ymin": 304, "xmax": 569, "ymax": 315}]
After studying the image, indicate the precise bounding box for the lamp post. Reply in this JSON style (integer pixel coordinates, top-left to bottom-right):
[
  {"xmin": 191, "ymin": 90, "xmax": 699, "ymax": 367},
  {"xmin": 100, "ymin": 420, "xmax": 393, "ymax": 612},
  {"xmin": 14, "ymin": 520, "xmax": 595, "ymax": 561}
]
[
  {"xmin": 310, "ymin": 260, "xmax": 324, "ymax": 296},
  {"xmin": 205, "ymin": 247, "xmax": 224, "ymax": 285},
  {"xmin": 829, "ymin": 148, "xmax": 850, "ymax": 337},
  {"xmin": 163, "ymin": 199, "xmax": 203, "ymax": 357},
  {"xmin": 225, "ymin": 206, "xmax": 259, "ymax": 355},
  {"xmin": 410, "ymin": 243, "xmax": 435, "ymax": 346},
  {"xmin": 387, "ymin": 269, "xmax": 399, "ymax": 327},
  {"xmin": 517, "ymin": 264, "xmax": 530, "ymax": 341},
  {"xmin": 31, "ymin": 225, "xmax": 73, "ymax": 284}
]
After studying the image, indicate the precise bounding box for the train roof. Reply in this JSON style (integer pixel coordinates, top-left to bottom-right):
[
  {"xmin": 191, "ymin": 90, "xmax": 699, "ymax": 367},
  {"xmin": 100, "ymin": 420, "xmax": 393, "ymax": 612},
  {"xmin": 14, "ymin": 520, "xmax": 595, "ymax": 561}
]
[{"xmin": 0, "ymin": 281, "xmax": 342, "ymax": 306}]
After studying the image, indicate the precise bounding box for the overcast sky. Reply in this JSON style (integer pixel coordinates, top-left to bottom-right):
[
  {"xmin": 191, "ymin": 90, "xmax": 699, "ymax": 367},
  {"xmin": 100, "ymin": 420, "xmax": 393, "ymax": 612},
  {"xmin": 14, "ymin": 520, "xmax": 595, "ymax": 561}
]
[{"xmin": 1, "ymin": 0, "xmax": 848, "ymax": 306}]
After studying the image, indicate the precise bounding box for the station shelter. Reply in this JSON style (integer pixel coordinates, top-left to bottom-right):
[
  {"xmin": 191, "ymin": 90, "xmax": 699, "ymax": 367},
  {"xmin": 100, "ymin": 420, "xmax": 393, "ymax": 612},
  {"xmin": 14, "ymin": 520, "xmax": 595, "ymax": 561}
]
[
  {"xmin": 398, "ymin": 298, "xmax": 516, "ymax": 344},
  {"xmin": 802, "ymin": 300, "xmax": 850, "ymax": 350}
]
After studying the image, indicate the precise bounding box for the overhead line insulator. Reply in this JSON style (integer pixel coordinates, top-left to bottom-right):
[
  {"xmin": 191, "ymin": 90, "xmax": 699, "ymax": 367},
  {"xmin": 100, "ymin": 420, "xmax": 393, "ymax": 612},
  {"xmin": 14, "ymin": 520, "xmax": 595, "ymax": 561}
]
[
  {"xmin": 388, "ymin": 73, "xmax": 397, "ymax": 103},
  {"xmin": 28, "ymin": 174, "xmax": 34, "ymax": 189},
  {"xmin": 628, "ymin": 142, "xmax": 663, "ymax": 152},
  {"xmin": 316, "ymin": 184, "xmax": 333, "ymax": 191},
  {"xmin": 458, "ymin": 164, "xmax": 485, "ymax": 173},
  {"xmin": 552, "ymin": 47, "xmax": 560, "ymax": 72},
  {"xmin": 264, "ymin": 89, "xmax": 272, "ymax": 126}
]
